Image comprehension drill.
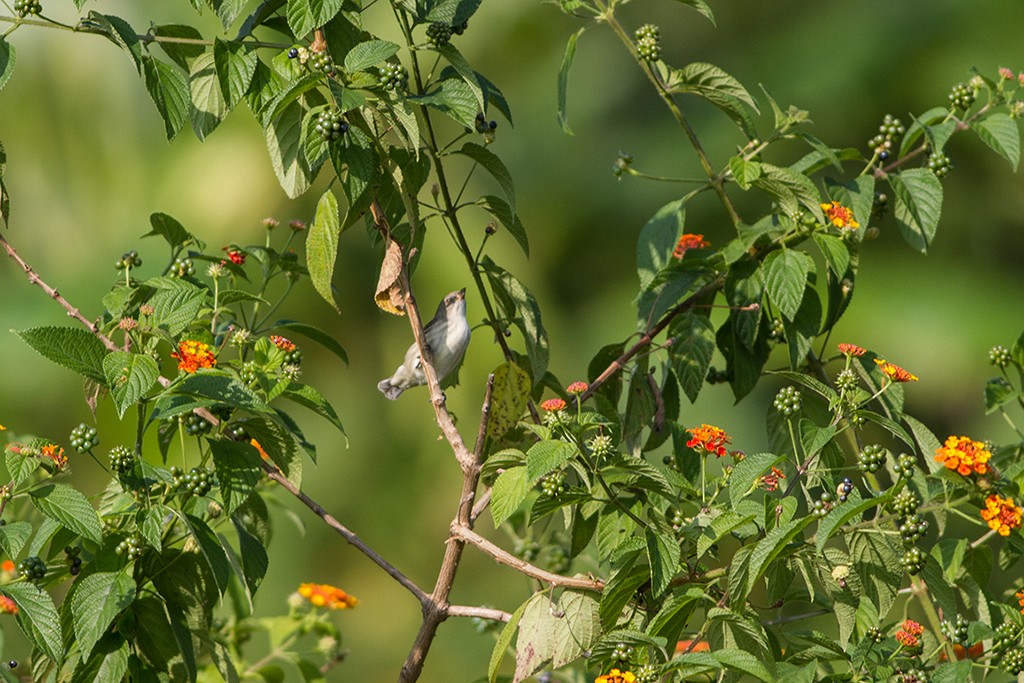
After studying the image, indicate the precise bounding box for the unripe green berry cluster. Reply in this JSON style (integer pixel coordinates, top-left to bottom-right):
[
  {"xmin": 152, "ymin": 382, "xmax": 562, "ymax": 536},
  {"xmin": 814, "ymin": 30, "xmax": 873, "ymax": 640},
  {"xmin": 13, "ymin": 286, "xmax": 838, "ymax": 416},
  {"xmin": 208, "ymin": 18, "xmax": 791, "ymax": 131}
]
[
  {"xmin": 172, "ymin": 466, "xmax": 215, "ymax": 497},
  {"xmin": 426, "ymin": 22, "xmax": 453, "ymax": 47},
  {"xmin": 872, "ymin": 191, "xmax": 889, "ymax": 219},
  {"xmin": 927, "ymin": 151, "xmax": 953, "ymax": 177},
  {"xmin": 897, "ymin": 669, "xmax": 927, "ymax": 683},
  {"xmin": 767, "ymin": 318, "xmax": 785, "ymax": 342},
  {"xmin": 940, "ymin": 615, "xmax": 969, "ymax": 645},
  {"xmin": 865, "ymin": 626, "xmax": 884, "ymax": 643},
  {"xmin": 898, "ymin": 513, "xmax": 929, "ymax": 544},
  {"xmin": 891, "ymin": 490, "xmax": 920, "ymax": 517},
  {"xmin": 773, "ymin": 386, "xmax": 801, "ymax": 417},
  {"xmin": 69, "ymin": 423, "xmax": 99, "ymax": 453},
  {"xmin": 894, "ymin": 452, "xmax": 916, "ymax": 479},
  {"xmin": 1002, "ymin": 647, "xmax": 1024, "ymax": 675},
  {"xmin": 868, "ymin": 114, "xmax": 905, "ymax": 160},
  {"xmin": 183, "ymin": 413, "xmax": 212, "ymax": 436},
  {"xmin": 835, "ymin": 369, "xmax": 858, "ymax": 393},
  {"xmin": 949, "ymin": 82, "xmax": 976, "ymax": 110},
  {"xmin": 171, "ymin": 257, "xmax": 195, "ymax": 278},
  {"xmin": 240, "ymin": 361, "xmax": 258, "ymax": 383},
  {"xmin": 812, "ymin": 492, "xmax": 834, "ymax": 518},
  {"xmin": 612, "ymin": 641, "xmax": 634, "ymax": 662},
  {"xmin": 513, "ymin": 539, "xmax": 540, "ymax": 562},
  {"xmin": 901, "ymin": 547, "xmax": 926, "ymax": 575},
  {"xmin": 857, "ymin": 444, "xmax": 886, "ymax": 473},
  {"xmin": 307, "ymin": 51, "xmax": 336, "ymax": 76},
  {"xmin": 109, "ymin": 445, "xmax": 135, "ymax": 475},
  {"xmin": 634, "ymin": 664, "xmax": 658, "ymax": 683},
  {"xmin": 378, "ymin": 62, "xmax": 408, "ymax": 91},
  {"xmin": 115, "ymin": 250, "xmax": 142, "ymax": 271},
  {"xmin": 989, "ymin": 345, "xmax": 1012, "ymax": 366},
  {"xmin": 64, "ymin": 545, "xmax": 83, "ymax": 576},
  {"xmin": 587, "ymin": 434, "xmax": 614, "ymax": 458},
  {"xmin": 226, "ymin": 423, "xmax": 247, "ymax": 440},
  {"xmin": 115, "ymin": 534, "xmax": 145, "ymax": 561},
  {"xmin": 546, "ymin": 546, "xmax": 569, "ymax": 574},
  {"xmin": 316, "ymin": 109, "xmax": 348, "ymax": 142},
  {"xmin": 18, "ymin": 555, "xmax": 46, "ymax": 583},
  {"xmin": 668, "ymin": 507, "xmax": 685, "ymax": 532},
  {"xmin": 994, "ymin": 622, "xmax": 1019, "ymax": 652},
  {"xmin": 14, "ymin": 0, "xmax": 41, "ymax": 16},
  {"xmin": 540, "ymin": 471, "xmax": 566, "ymax": 497},
  {"xmin": 634, "ymin": 24, "xmax": 660, "ymax": 62}
]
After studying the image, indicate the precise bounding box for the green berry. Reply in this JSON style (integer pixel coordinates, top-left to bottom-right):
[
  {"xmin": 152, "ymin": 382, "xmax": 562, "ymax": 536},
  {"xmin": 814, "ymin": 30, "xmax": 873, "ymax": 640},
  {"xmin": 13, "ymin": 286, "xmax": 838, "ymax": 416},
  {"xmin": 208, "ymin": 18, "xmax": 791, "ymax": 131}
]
[
  {"xmin": 315, "ymin": 109, "xmax": 348, "ymax": 142},
  {"xmin": 240, "ymin": 361, "xmax": 258, "ymax": 384},
  {"xmin": 901, "ymin": 547, "xmax": 926, "ymax": 575},
  {"xmin": 177, "ymin": 466, "xmax": 215, "ymax": 497},
  {"xmin": 927, "ymin": 151, "xmax": 953, "ymax": 177},
  {"xmin": 636, "ymin": 35, "xmax": 660, "ymax": 62},
  {"xmin": 635, "ymin": 664, "xmax": 658, "ymax": 683},
  {"xmin": 115, "ymin": 250, "xmax": 142, "ymax": 271},
  {"xmin": 994, "ymin": 622, "xmax": 1019, "ymax": 652},
  {"xmin": 69, "ymin": 423, "xmax": 99, "ymax": 453},
  {"xmin": 1002, "ymin": 647, "xmax": 1024, "ymax": 675},
  {"xmin": 426, "ymin": 22, "xmax": 453, "ymax": 47},
  {"xmin": 767, "ymin": 318, "xmax": 786, "ymax": 342},
  {"xmin": 894, "ymin": 452, "xmax": 916, "ymax": 479},
  {"xmin": 109, "ymin": 445, "xmax": 135, "ymax": 475},
  {"xmin": 872, "ymin": 191, "xmax": 889, "ymax": 219},
  {"xmin": 857, "ymin": 444, "xmax": 886, "ymax": 473},
  {"xmin": 183, "ymin": 413, "xmax": 212, "ymax": 436},
  {"xmin": 546, "ymin": 546, "xmax": 569, "ymax": 574},
  {"xmin": 378, "ymin": 62, "xmax": 408, "ymax": 92},
  {"xmin": 835, "ymin": 369, "xmax": 858, "ymax": 393},
  {"xmin": 941, "ymin": 615, "xmax": 970, "ymax": 645},
  {"xmin": 540, "ymin": 471, "xmax": 566, "ymax": 497},
  {"xmin": 513, "ymin": 539, "xmax": 540, "ymax": 562},
  {"xmin": 611, "ymin": 641, "xmax": 634, "ymax": 662},
  {"xmin": 307, "ymin": 51, "xmax": 335, "ymax": 76},
  {"xmin": 865, "ymin": 626, "xmax": 884, "ymax": 643},
  {"xmin": 898, "ymin": 513, "xmax": 929, "ymax": 544},
  {"xmin": 634, "ymin": 23, "xmax": 659, "ymax": 42},
  {"xmin": 989, "ymin": 345, "xmax": 1012, "ymax": 367},
  {"xmin": 14, "ymin": 0, "xmax": 41, "ymax": 16},
  {"xmin": 949, "ymin": 82, "xmax": 976, "ymax": 111},
  {"xmin": 115, "ymin": 534, "xmax": 145, "ymax": 562},
  {"xmin": 891, "ymin": 490, "xmax": 920, "ymax": 517},
  {"xmin": 171, "ymin": 257, "xmax": 196, "ymax": 277},
  {"xmin": 773, "ymin": 386, "xmax": 802, "ymax": 417}
]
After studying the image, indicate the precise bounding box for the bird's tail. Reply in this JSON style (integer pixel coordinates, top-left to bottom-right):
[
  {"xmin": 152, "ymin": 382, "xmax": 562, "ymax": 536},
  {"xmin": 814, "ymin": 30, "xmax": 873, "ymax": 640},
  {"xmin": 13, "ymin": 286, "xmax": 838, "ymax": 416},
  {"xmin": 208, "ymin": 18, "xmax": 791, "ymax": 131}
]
[{"xmin": 377, "ymin": 378, "xmax": 403, "ymax": 400}]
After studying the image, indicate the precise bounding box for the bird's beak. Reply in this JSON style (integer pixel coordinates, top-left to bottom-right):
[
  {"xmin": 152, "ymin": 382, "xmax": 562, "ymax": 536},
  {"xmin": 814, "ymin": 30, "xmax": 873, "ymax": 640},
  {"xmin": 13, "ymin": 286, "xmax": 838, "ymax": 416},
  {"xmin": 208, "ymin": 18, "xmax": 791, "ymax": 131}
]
[{"xmin": 456, "ymin": 288, "xmax": 466, "ymax": 300}]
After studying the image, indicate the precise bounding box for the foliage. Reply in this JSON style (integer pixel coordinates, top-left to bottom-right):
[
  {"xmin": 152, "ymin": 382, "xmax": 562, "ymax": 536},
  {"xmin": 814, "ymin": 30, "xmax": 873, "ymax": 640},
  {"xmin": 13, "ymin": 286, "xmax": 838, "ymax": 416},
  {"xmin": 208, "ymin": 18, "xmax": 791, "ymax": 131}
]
[{"xmin": 1, "ymin": 0, "xmax": 1023, "ymax": 682}]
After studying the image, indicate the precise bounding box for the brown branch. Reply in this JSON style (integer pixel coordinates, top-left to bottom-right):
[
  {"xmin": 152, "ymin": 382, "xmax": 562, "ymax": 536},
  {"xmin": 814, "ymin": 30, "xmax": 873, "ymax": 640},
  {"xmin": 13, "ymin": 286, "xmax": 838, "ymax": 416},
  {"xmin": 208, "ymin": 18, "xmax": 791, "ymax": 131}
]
[
  {"xmin": 447, "ymin": 605, "xmax": 511, "ymax": 622},
  {"xmin": 451, "ymin": 525, "xmax": 605, "ymax": 592},
  {"xmin": 261, "ymin": 462, "xmax": 430, "ymax": 606}
]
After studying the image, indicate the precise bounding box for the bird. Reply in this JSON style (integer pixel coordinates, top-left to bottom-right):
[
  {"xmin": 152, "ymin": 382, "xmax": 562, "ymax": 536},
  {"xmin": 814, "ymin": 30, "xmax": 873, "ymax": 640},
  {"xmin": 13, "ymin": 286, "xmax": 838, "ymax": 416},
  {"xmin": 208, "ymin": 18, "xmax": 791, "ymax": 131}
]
[{"xmin": 377, "ymin": 288, "xmax": 470, "ymax": 400}]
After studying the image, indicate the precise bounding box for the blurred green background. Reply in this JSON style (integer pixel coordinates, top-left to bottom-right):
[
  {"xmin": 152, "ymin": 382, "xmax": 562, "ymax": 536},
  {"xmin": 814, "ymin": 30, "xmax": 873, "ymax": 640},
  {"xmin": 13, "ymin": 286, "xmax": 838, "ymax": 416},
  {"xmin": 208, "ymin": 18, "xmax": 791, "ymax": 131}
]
[{"xmin": 1, "ymin": 0, "xmax": 1023, "ymax": 679}]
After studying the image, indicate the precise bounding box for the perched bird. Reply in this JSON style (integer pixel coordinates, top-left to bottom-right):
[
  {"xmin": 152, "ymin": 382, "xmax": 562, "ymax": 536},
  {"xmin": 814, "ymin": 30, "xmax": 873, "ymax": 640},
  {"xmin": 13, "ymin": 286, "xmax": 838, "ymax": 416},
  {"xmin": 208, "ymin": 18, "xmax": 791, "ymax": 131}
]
[{"xmin": 377, "ymin": 288, "xmax": 470, "ymax": 400}]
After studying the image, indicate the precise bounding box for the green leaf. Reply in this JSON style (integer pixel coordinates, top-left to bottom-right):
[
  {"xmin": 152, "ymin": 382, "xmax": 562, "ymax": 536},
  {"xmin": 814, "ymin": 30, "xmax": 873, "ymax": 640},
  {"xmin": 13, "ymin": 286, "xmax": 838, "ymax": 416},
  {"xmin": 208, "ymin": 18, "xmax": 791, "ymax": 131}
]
[
  {"xmin": 30, "ymin": 483, "xmax": 103, "ymax": 543},
  {"xmin": 486, "ymin": 362, "xmax": 531, "ymax": 439},
  {"xmin": 2, "ymin": 582, "xmax": 63, "ymax": 664},
  {"xmin": 899, "ymin": 107, "xmax": 949, "ymax": 157},
  {"xmin": 557, "ymin": 28, "xmax": 584, "ymax": 134},
  {"xmin": 232, "ymin": 515, "xmax": 269, "ymax": 599},
  {"xmin": 812, "ymin": 233, "xmax": 850, "ymax": 277},
  {"xmin": 713, "ymin": 648, "xmax": 775, "ymax": 682},
  {"xmin": 488, "ymin": 598, "xmax": 527, "ymax": 683},
  {"xmin": 697, "ymin": 511, "xmax": 756, "ymax": 558},
  {"xmin": 81, "ymin": 12, "xmax": 142, "ymax": 73},
  {"xmin": 138, "ymin": 506, "xmax": 167, "ymax": 551},
  {"xmin": 210, "ymin": 439, "xmax": 262, "ymax": 516},
  {"xmin": 266, "ymin": 98, "xmax": 315, "ymax": 198},
  {"xmin": 728, "ymin": 156, "xmax": 761, "ymax": 190},
  {"xmin": 242, "ymin": 417, "xmax": 302, "ymax": 486},
  {"xmin": 890, "ymin": 168, "xmax": 942, "ymax": 253},
  {"xmin": 286, "ymin": 0, "xmax": 344, "ymax": 38},
  {"xmin": 14, "ymin": 326, "xmax": 107, "ymax": 384},
  {"xmin": 647, "ymin": 528, "xmax": 680, "ymax": 597},
  {"xmin": 151, "ymin": 24, "xmax": 206, "ymax": 71},
  {"xmin": 435, "ymin": 44, "xmax": 485, "ymax": 112},
  {"xmin": 514, "ymin": 592, "xmax": 556, "ymax": 680},
  {"xmin": 670, "ymin": 0, "xmax": 715, "ymax": 23},
  {"xmin": 0, "ymin": 520, "xmax": 31, "ymax": 557},
  {"xmin": 455, "ymin": 142, "xmax": 515, "ymax": 212},
  {"xmin": 332, "ymin": 125, "xmax": 378, "ymax": 214},
  {"xmin": 103, "ymin": 352, "xmax": 159, "ymax": 418},
  {"xmin": 281, "ymin": 383, "xmax": 346, "ymax": 436},
  {"xmin": 815, "ymin": 493, "xmax": 883, "ymax": 553},
  {"xmin": 343, "ymin": 39, "xmax": 400, "ymax": 73},
  {"xmin": 181, "ymin": 513, "xmax": 232, "ymax": 594},
  {"xmin": 307, "ymin": 189, "xmax": 341, "ymax": 311},
  {"xmin": 782, "ymin": 285, "xmax": 821, "ymax": 369},
  {"xmin": 269, "ymin": 320, "xmax": 348, "ymax": 364},
  {"xmin": 0, "ymin": 38, "xmax": 17, "ymax": 92},
  {"xmin": 729, "ymin": 452, "xmax": 783, "ymax": 506},
  {"xmin": 763, "ymin": 249, "xmax": 812, "ymax": 320},
  {"xmin": 668, "ymin": 62, "xmax": 758, "ymax": 134},
  {"xmin": 411, "ymin": 75, "xmax": 479, "ymax": 129},
  {"xmin": 477, "ymin": 194, "xmax": 528, "ymax": 256},
  {"xmin": 491, "ymin": 466, "xmax": 530, "ymax": 527},
  {"xmin": 526, "ymin": 440, "xmax": 576, "ymax": 482},
  {"xmin": 173, "ymin": 373, "xmax": 268, "ymax": 413},
  {"xmin": 984, "ymin": 377, "xmax": 1019, "ymax": 413},
  {"xmin": 636, "ymin": 198, "xmax": 685, "ymax": 290},
  {"xmin": 744, "ymin": 516, "xmax": 813, "ymax": 599},
  {"xmin": 855, "ymin": 410, "xmax": 914, "ymax": 448},
  {"xmin": 425, "ymin": 0, "xmax": 481, "ymax": 23},
  {"xmin": 71, "ymin": 572, "xmax": 136, "ymax": 659},
  {"xmin": 480, "ymin": 257, "xmax": 548, "ymax": 384},
  {"xmin": 213, "ymin": 38, "xmax": 257, "ymax": 107},
  {"xmin": 71, "ymin": 636, "xmax": 129, "ymax": 683},
  {"xmin": 145, "ymin": 212, "xmax": 196, "ymax": 249},
  {"xmin": 904, "ymin": 414, "xmax": 943, "ymax": 473},
  {"xmin": 973, "ymin": 113, "xmax": 1020, "ymax": 170},
  {"xmin": 189, "ymin": 51, "xmax": 229, "ymax": 140},
  {"xmin": 550, "ymin": 591, "xmax": 600, "ymax": 668},
  {"xmin": 669, "ymin": 313, "xmax": 715, "ymax": 403}
]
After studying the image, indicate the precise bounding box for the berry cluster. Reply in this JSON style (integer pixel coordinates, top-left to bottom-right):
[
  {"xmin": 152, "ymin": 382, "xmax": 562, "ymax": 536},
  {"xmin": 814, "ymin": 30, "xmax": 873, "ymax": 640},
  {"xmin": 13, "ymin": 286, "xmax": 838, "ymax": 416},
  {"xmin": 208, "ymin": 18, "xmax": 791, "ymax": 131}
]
[
  {"xmin": 378, "ymin": 62, "xmax": 408, "ymax": 92},
  {"xmin": 307, "ymin": 51, "xmax": 336, "ymax": 76},
  {"xmin": 18, "ymin": 556, "xmax": 47, "ymax": 583},
  {"xmin": 834, "ymin": 369, "xmax": 858, "ymax": 393},
  {"xmin": 994, "ymin": 622, "xmax": 1020, "ymax": 652},
  {"xmin": 171, "ymin": 257, "xmax": 196, "ymax": 277},
  {"xmin": 64, "ymin": 546, "xmax": 83, "ymax": 576},
  {"xmin": 171, "ymin": 466, "xmax": 215, "ymax": 497},
  {"xmin": 897, "ymin": 669, "xmax": 927, "ymax": 683},
  {"xmin": 183, "ymin": 413, "xmax": 212, "ymax": 436},
  {"xmin": 611, "ymin": 641, "xmax": 635, "ymax": 662},
  {"xmin": 69, "ymin": 423, "xmax": 99, "ymax": 453},
  {"xmin": 513, "ymin": 539, "xmax": 540, "ymax": 562},
  {"xmin": 634, "ymin": 664, "xmax": 658, "ymax": 683},
  {"xmin": 901, "ymin": 546, "xmax": 926, "ymax": 575},
  {"xmin": 240, "ymin": 361, "xmax": 258, "ymax": 384},
  {"xmin": 426, "ymin": 22, "xmax": 453, "ymax": 47},
  {"xmin": 546, "ymin": 546, "xmax": 569, "ymax": 573},
  {"xmin": 893, "ymin": 452, "xmax": 916, "ymax": 479},
  {"xmin": 898, "ymin": 513, "xmax": 929, "ymax": 544},
  {"xmin": 857, "ymin": 444, "xmax": 886, "ymax": 473},
  {"xmin": 668, "ymin": 507, "xmax": 685, "ymax": 532},
  {"xmin": 474, "ymin": 112, "xmax": 498, "ymax": 134},
  {"xmin": 871, "ymin": 191, "xmax": 889, "ymax": 219},
  {"xmin": 587, "ymin": 434, "xmax": 614, "ymax": 458},
  {"xmin": 989, "ymin": 345, "xmax": 1012, "ymax": 367},
  {"xmin": 767, "ymin": 317, "xmax": 786, "ymax": 342},
  {"xmin": 773, "ymin": 386, "xmax": 801, "ymax": 417},
  {"xmin": 109, "ymin": 445, "xmax": 135, "ymax": 475},
  {"xmin": 634, "ymin": 24, "xmax": 660, "ymax": 62},
  {"xmin": 226, "ymin": 423, "xmax": 247, "ymax": 440},
  {"xmin": 949, "ymin": 82, "xmax": 976, "ymax": 110},
  {"xmin": 14, "ymin": 0, "xmax": 41, "ymax": 16},
  {"xmin": 812, "ymin": 492, "xmax": 834, "ymax": 518},
  {"xmin": 115, "ymin": 534, "xmax": 145, "ymax": 561},
  {"xmin": 868, "ymin": 114, "xmax": 905, "ymax": 160},
  {"xmin": 115, "ymin": 250, "xmax": 142, "ymax": 271},
  {"xmin": 316, "ymin": 109, "xmax": 348, "ymax": 142},
  {"xmin": 927, "ymin": 151, "xmax": 953, "ymax": 177},
  {"xmin": 941, "ymin": 615, "xmax": 970, "ymax": 645},
  {"xmin": 1002, "ymin": 648, "xmax": 1024, "ymax": 676},
  {"xmin": 835, "ymin": 477, "xmax": 854, "ymax": 503},
  {"xmin": 891, "ymin": 490, "xmax": 920, "ymax": 517},
  {"xmin": 287, "ymin": 47, "xmax": 299, "ymax": 59},
  {"xmin": 865, "ymin": 626, "xmax": 884, "ymax": 643},
  {"xmin": 540, "ymin": 471, "xmax": 566, "ymax": 497}
]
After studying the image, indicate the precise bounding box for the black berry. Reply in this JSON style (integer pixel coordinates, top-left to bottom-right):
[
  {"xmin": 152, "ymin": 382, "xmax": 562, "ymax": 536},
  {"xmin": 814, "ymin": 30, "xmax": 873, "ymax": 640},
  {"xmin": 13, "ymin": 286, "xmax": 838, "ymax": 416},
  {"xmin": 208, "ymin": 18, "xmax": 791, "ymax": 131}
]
[
  {"xmin": 288, "ymin": 47, "xmax": 299, "ymax": 59},
  {"xmin": 18, "ymin": 555, "xmax": 47, "ymax": 583},
  {"xmin": 426, "ymin": 22, "xmax": 453, "ymax": 47}
]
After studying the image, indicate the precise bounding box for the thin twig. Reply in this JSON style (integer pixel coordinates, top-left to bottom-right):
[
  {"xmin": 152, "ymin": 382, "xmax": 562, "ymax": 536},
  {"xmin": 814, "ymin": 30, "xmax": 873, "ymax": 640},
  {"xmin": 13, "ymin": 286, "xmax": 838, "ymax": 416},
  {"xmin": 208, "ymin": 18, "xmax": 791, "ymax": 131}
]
[{"xmin": 447, "ymin": 605, "xmax": 511, "ymax": 622}]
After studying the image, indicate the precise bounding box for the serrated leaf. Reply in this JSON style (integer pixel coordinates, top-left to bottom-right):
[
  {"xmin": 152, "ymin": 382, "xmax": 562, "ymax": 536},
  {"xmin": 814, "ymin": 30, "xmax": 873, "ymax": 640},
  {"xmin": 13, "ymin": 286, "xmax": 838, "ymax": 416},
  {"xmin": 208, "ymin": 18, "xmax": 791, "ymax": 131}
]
[
  {"xmin": 30, "ymin": 483, "xmax": 103, "ymax": 543},
  {"xmin": 487, "ymin": 362, "xmax": 531, "ymax": 439},
  {"xmin": 526, "ymin": 440, "xmax": 575, "ymax": 482},
  {"xmin": 151, "ymin": 24, "xmax": 206, "ymax": 70},
  {"xmin": 729, "ymin": 452, "xmax": 783, "ymax": 506},
  {"xmin": 0, "ymin": 38, "xmax": 16, "ymax": 92},
  {"xmin": 900, "ymin": 107, "xmax": 949, "ymax": 157},
  {"xmin": 669, "ymin": 61, "xmax": 758, "ymax": 109},
  {"xmin": 343, "ymin": 39, "xmax": 399, "ymax": 73},
  {"xmin": 0, "ymin": 520, "xmax": 31, "ymax": 557},
  {"xmin": 647, "ymin": 529, "xmax": 680, "ymax": 597},
  {"xmin": 71, "ymin": 636, "xmax": 129, "ymax": 683},
  {"xmin": 812, "ymin": 233, "xmax": 851, "ymax": 277},
  {"xmin": 411, "ymin": 75, "xmax": 479, "ymax": 129},
  {"xmin": 269, "ymin": 320, "xmax": 347, "ymax": 364},
  {"xmin": 181, "ymin": 513, "xmax": 232, "ymax": 594},
  {"xmin": 231, "ymin": 515, "xmax": 269, "ymax": 599},
  {"xmin": 455, "ymin": 142, "xmax": 515, "ymax": 212},
  {"xmin": 984, "ymin": 377, "xmax": 1019, "ymax": 413},
  {"xmin": 436, "ymin": 43, "xmax": 485, "ymax": 112},
  {"xmin": 189, "ymin": 51, "xmax": 228, "ymax": 140},
  {"xmin": 141, "ymin": 55, "xmax": 190, "ymax": 139},
  {"xmin": 491, "ymin": 466, "xmax": 530, "ymax": 527},
  {"xmin": 14, "ymin": 326, "xmax": 107, "ymax": 383},
  {"xmin": 480, "ymin": 257, "xmax": 548, "ymax": 384},
  {"xmin": 728, "ymin": 156, "xmax": 761, "ymax": 189},
  {"xmin": 2, "ymin": 582, "xmax": 64, "ymax": 664},
  {"xmin": 763, "ymin": 249, "xmax": 812, "ymax": 320},
  {"xmin": 551, "ymin": 591, "xmax": 600, "ymax": 668},
  {"xmin": 103, "ymin": 352, "xmax": 159, "ymax": 418},
  {"xmin": 267, "ymin": 98, "xmax": 315, "ymax": 198},
  {"xmin": 713, "ymin": 648, "xmax": 775, "ymax": 682},
  {"xmin": 71, "ymin": 572, "xmax": 136, "ymax": 659},
  {"xmin": 478, "ymin": 194, "xmax": 528, "ymax": 256},
  {"xmin": 744, "ymin": 516, "xmax": 813, "ymax": 598},
  {"xmin": 815, "ymin": 493, "xmax": 882, "ymax": 553},
  {"xmin": 974, "ymin": 113, "xmax": 1020, "ymax": 170},
  {"xmin": 557, "ymin": 28, "xmax": 584, "ymax": 134},
  {"xmin": 213, "ymin": 38, "xmax": 257, "ymax": 107},
  {"xmin": 281, "ymin": 383, "xmax": 346, "ymax": 436},
  {"xmin": 425, "ymin": 0, "xmax": 481, "ymax": 23},
  {"xmin": 149, "ymin": 283, "xmax": 208, "ymax": 337},
  {"xmin": 173, "ymin": 373, "xmax": 268, "ymax": 412},
  {"xmin": 697, "ymin": 511, "xmax": 756, "ymax": 558},
  {"xmin": 145, "ymin": 212, "xmax": 195, "ymax": 248},
  {"xmin": 636, "ymin": 198, "xmax": 685, "ymax": 290},
  {"xmin": 307, "ymin": 189, "xmax": 340, "ymax": 310},
  {"xmin": 287, "ymin": 0, "xmax": 344, "ymax": 37},
  {"xmin": 488, "ymin": 598, "xmax": 527, "ymax": 683},
  {"xmin": 855, "ymin": 410, "xmax": 914, "ymax": 448},
  {"xmin": 210, "ymin": 439, "xmax": 262, "ymax": 516},
  {"xmin": 138, "ymin": 506, "xmax": 167, "ymax": 551},
  {"xmin": 81, "ymin": 12, "xmax": 142, "ymax": 73},
  {"xmin": 669, "ymin": 313, "xmax": 715, "ymax": 403},
  {"xmin": 890, "ymin": 168, "xmax": 942, "ymax": 253}
]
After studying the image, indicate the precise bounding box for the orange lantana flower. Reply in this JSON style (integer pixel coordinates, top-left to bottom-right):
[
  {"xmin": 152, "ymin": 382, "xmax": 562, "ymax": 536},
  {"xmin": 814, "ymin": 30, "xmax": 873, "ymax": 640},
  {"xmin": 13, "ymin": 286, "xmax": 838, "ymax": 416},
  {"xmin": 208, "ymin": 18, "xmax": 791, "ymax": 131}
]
[
  {"xmin": 40, "ymin": 443, "xmax": 67, "ymax": 469},
  {"xmin": 821, "ymin": 201, "xmax": 859, "ymax": 229},
  {"xmin": 980, "ymin": 494, "xmax": 1022, "ymax": 536},
  {"xmin": 672, "ymin": 233, "xmax": 710, "ymax": 259},
  {"xmin": 1017, "ymin": 588, "xmax": 1024, "ymax": 614},
  {"xmin": 595, "ymin": 669, "xmax": 637, "ymax": 683},
  {"xmin": 566, "ymin": 381, "xmax": 589, "ymax": 395},
  {"xmin": 686, "ymin": 424, "xmax": 731, "ymax": 457},
  {"xmin": 297, "ymin": 583, "xmax": 358, "ymax": 610},
  {"xmin": 895, "ymin": 619, "xmax": 924, "ymax": 648},
  {"xmin": 271, "ymin": 335, "xmax": 296, "ymax": 352},
  {"xmin": 934, "ymin": 436, "xmax": 992, "ymax": 476},
  {"xmin": 761, "ymin": 466, "xmax": 786, "ymax": 492},
  {"xmin": 172, "ymin": 340, "xmax": 217, "ymax": 374},
  {"xmin": 837, "ymin": 343, "xmax": 866, "ymax": 357},
  {"xmin": 0, "ymin": 595, "xmax": 18, "ymax": 615},
  {"xmin": 541, "ymin": 398, "xmax": 567, "ymax": 412},
  {"xmin": 874, "ymin": 358, "xmax": 918, "ymax": 383}
]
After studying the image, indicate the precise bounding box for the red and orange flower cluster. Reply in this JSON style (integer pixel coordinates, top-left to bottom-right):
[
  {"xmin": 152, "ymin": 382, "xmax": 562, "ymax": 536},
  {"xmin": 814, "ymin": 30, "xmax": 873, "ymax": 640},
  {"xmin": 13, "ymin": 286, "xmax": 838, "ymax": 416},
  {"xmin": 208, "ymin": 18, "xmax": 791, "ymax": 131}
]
[
  {"xmin": 540, "ymin": 398, "xmax": 567, "ymax": 412},
  {"xmin": 821, "ymin": 201, "xmax": 859, "ymax": 229},
  {"xmin": 895, "ymin": 619, "xmax": 924, "ymax": 648},
  {"xmin": 687, "ymin": 424, "xmax": 731, "ymax": 457},
  {"xmin": 980, "ymin": 494, "xmax": 1022, "ymax": 536},
  {"xmin": 297, "ymin": 583, "xmax": 359, "ymax": 610},
  {"xmin": 271, "ymin": 335, "xmax": 296, "ymax": 352},
  {"xmin": 596, "ymin": 669, "xmax": 636, "ymax": 683},
  {"xmin": 760, "ymin": 466, "xmax": 786, "ymax": 492},
  {"xmin": 567, "ymin": 381, "xmax": 589, "ymax": 395},
  {"xmin": 837, "ymin": 343, "xmax": 866, "ymax": 357},
  {"xmin": 222, "ymin": 246, "xmax": 246, "ymax": 265},
  {"xmin": 1017, "ymin": 588, "xmax": 1024, "ymax": 614},
  {"xmin": 672, "ymin": 233, "xmax": 710, "ymax": 260},
  {"xmin": 0, "ymin": 594, "xmax": 17, "ymax": 615},
  {"xmin": 874, "ymin": 358, "xmax": 918, "ymax": 383},
  {"xmin": 934, "ymin": 435, "xmax": 992, "ymax": 476},
  {"xmin": 172, "ymin": 340, "xmax": 217, "ymax": 374},
  {"xmin": 40, "ymin": 443, "xmax": 67, "ymax": 469}
]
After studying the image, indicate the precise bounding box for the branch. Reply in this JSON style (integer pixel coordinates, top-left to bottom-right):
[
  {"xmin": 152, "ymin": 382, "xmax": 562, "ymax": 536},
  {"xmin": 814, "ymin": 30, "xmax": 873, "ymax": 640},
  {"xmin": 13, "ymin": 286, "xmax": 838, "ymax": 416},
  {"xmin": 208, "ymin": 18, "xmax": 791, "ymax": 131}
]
[
  {"xmin": 447, "ymin": 605, "xmax": 511, "ymax": 622},
  {"xmin": 261, "ymin": 462, "xmax": 430, "ymax": 606},
  {"xmin": 451, "ymin": 525, "xmax": 605, "ymax": 592}
]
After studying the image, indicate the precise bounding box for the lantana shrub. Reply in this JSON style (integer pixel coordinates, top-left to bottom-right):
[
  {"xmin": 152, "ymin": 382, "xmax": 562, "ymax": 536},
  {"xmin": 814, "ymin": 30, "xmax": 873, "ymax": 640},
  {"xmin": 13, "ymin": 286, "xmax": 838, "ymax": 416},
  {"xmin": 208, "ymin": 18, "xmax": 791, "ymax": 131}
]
[{"xmin": 1, "ymin": 1, "xmax": 1024, "ymax": 682}]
